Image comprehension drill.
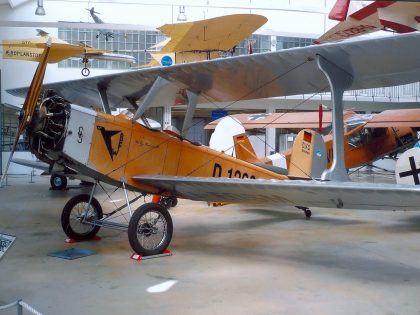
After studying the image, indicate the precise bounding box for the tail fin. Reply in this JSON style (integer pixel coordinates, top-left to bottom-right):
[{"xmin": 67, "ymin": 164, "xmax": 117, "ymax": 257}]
[
  {"xmin": 233, "ymin": 133, "xmax": 272, "ymax": 164},
  {"xmin": 288, "ymin": 129, "xmax": 327, "ymax": 179},
  {"xmin": 328, "ymin": 0, "xmax": 351, "ymax": 21}
]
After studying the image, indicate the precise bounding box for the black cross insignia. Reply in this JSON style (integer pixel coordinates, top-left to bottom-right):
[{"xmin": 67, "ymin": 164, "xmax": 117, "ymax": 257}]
[{"xmin": 398, "ymin": 156, "xmax": 420, "ymax": 185}]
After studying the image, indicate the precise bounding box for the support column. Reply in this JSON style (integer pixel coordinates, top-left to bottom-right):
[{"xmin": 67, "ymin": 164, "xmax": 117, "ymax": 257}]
[
  {"xmin": 317, "ymin": 54, "xmax": 352, "ymax": 182},
  {"xmin": 266, "ymin": 106, "xmax": 276, "ymax": 156},
  {"xmin": 163, "ymin": 103, "xmax": 172, "ymax": 130}
]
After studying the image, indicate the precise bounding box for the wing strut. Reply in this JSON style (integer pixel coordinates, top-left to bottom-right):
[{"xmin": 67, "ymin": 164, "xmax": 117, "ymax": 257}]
[
  {"xmin": 316, "ymin": 54, "xmax": 352, "ymax": 182},
  {"xmin": 97, "ymin": 83, "xmax": 111, "ymax": 114},
  {"xmin": 181, "ymin": 90, "xmax": 199, "ymax": 138},
  {"xmin": 133, "ymin": 76, "xmax": 170, "ymax": 121}
]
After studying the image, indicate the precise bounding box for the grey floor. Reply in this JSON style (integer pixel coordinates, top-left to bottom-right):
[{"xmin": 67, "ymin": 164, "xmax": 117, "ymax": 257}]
[{"xmin": 1, "ymin": 174, "xmax": 420, "ymax": 315}]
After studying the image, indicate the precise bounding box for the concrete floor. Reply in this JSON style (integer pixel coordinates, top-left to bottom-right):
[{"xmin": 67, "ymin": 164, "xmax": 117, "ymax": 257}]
[{"xmin": 1, "ymin": 174, "xmax": 420, "ymax": 315}]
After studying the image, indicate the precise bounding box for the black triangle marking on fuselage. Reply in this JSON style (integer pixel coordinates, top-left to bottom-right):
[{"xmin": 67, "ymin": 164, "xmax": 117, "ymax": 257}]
[{"xmin": 97, "ymin": 126, "xmax": 124, "ymax": 161}]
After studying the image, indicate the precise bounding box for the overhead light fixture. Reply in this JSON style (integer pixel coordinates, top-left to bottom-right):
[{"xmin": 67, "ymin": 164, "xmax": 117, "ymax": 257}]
[
  {"xmin": 35, "ymin": 0, "xmax": 46, "ymax": 16},
  {"xmin": 177, "ymin": 5, "xmax": 187, "ymax": 22}
]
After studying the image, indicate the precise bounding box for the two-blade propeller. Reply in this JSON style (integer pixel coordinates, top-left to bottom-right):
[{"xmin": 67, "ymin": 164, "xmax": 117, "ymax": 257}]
[{"xmin": 0, "ymin": 38, "xmax": 52, "ymax": 187}]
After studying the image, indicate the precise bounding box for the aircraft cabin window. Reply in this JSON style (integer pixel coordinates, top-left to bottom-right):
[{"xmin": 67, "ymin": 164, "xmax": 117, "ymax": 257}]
[{"xmin": 347, "ymin": 129, "xmax": 371, "ymax": 149}]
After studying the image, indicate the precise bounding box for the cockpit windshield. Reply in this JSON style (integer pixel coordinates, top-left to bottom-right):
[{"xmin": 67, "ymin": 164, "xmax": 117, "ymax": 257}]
[{"xmin": 345, "ymin": 113, "xmax": 374, "ymax": 133}]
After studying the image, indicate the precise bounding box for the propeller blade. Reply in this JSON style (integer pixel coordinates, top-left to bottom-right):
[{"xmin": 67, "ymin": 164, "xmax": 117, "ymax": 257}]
[{"xmin": 0, "ymin": 37, "xmax": 52, "ymax": 187}]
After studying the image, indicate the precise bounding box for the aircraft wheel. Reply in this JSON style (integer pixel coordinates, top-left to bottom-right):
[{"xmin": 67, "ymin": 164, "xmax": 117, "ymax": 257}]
[
  {"xmin": 304, "ymin": 209, "xmax": 312, "ymax": 219},
  {"xmin": 81, "ymin": 67, "xmax": 90, "ymax": 77},
  {"xmin": 128, "ymin": 203, "xmax": 173, "ymax": 256},
  {"xmin": 61, "ymin": 194, "xmax": 103, "ymax": 240},
  {"xmin": 159, "ymin": 196, "xmax": 178, "ymax": 209},
  {"xmin": 50, "ymin": 174, "xmax": 67, "ymax": 190}
]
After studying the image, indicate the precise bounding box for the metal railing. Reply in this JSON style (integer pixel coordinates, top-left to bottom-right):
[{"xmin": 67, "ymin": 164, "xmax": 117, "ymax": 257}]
[{"xmin": 0, "ymin": 300, "xmax": 43, "ymax": 315}]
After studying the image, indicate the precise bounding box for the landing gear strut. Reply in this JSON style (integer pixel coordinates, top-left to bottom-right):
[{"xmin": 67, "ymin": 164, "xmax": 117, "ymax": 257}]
[
  {"xmin": 296, "ymin": 206, "xmax": 312, "ymax": 219},
  {"xmin": 60, "ymin": 181, "xmax": 173, "ymax": 256},
  {"xmin": 81, "ymin": 57, "xmax": 90, "ymax": 77}
]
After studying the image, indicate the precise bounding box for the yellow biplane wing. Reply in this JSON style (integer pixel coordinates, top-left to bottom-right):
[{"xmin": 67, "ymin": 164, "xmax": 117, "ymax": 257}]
[
  {"xmin": 158, "ymin": 14, "xmax": 267, "ymax": 53},
  {"xmin": 2, "ymin": 36, "xmax": 107, "ymax": 63}
]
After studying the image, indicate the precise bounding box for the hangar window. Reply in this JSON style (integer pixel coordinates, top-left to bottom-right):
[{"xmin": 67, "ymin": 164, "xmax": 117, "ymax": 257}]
[
  {"xmin": 58, "ymin": 28, "xmax": 166, "ymax": 69},
  {"xmin": 276, "ymin": 36, "xmax": 314, "ymax": 50},
  {"xmin": 1, "ymin": 104, "xmax": 29, "ymax": 152}
]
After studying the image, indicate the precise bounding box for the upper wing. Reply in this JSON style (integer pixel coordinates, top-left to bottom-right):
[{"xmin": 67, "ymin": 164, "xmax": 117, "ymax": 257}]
[
  {"xmin": 133, "ymin": 175, "xmax": 420, "ymax": 211},
  {"xmin": 205, "ymin": 112, "xmax": 334, "ymax": 130},
  {"xmin": 7, "ymin": 33, "xmax": 420, "ymax": 110},
  {"xmin": 364, "ymin": 109, "xmax": 420, "ymax": 128},
  {"xmin": 158, "ymin": 14, "xmax": 267, "ymax": 53}
]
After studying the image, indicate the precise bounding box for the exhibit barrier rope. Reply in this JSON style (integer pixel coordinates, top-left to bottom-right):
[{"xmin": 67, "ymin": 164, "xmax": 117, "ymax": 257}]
[{"xmin": 0, "ymin": 299, "xmax": 43, "ymax": 315}]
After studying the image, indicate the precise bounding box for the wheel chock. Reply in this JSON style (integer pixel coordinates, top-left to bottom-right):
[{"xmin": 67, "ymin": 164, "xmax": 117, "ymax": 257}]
[
  {"xmin": 130, "ymin": 249, "xmax": 172, "ymax": 261},
  {"xmin": 65, "ymin": 235, "xmax": 102, "ymax": 243}
]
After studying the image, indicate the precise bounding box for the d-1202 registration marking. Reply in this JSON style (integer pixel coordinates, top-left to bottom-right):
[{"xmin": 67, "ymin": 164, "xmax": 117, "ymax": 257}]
[{"xmin": 212, "ymin": 163, "xmax": 256, "ymax": 179}]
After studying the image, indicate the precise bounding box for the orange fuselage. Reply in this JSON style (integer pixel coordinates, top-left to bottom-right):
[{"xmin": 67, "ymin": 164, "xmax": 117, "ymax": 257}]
[
  {"xmin": 285, "ymin": 126, "xmax": 416, "ymax": 170},
  {"xmin": 88, "ymin": 112, "xmax": 287, "ymax": 194}
]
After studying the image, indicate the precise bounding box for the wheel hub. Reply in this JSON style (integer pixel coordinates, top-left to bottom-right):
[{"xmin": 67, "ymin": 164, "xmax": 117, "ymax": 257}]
[{"xmin": 138, "ymin": 222, "xmax": 158, "ymax": 237}]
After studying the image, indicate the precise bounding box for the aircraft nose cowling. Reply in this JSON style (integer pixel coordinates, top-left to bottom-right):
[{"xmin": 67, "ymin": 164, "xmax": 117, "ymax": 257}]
[
  {"xmin": 27, "ymin": 93, "xmax": 97, "ymax": 167},
  {"xmin": 28, "ymin": 93, "xmax": 71, "ymax": 162},
  {"xmin": 61, "ymin": 104, "xmax": 97, "ymax": 166}
]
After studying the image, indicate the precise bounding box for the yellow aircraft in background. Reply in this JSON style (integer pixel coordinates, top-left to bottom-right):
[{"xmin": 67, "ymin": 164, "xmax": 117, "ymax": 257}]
[
  {"xmin": 1, "ymin": 29, "xmax": 136, "ymax": 76},
  {"xmin": 142, "ymin": 14, "xmax": 267, "ymax": 68}
]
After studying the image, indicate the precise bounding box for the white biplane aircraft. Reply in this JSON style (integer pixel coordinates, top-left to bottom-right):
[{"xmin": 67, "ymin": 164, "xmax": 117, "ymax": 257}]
[
  {"xmin": 316, "ymin": 0, "xmax": 420, "ymax": 43},
  {"xmin": 3, "ymin": 32, "xmax": 420, "ymax": 256}
]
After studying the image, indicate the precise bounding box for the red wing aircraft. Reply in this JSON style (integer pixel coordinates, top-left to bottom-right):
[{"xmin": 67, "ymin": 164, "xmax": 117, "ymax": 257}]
[
  {"xmin": 3, "ymin": 33, "xmax": 420, "ymax": 256},
  {"xmin": 205, "ymin": 109, "xmax": 420, "ymax": 174},
  {"xmin": 316, "ymin": 0, "xmax": 420, "ymax": 43}
]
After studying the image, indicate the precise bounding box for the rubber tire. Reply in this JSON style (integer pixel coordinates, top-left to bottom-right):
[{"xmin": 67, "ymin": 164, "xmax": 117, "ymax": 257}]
[
  {"xmin": 128, "ymin": 203, "xmax": 173, "ymax": 256},
  {"xmin": 50, "ymin": 174, "xmax": 67, "ymax": 190},
  {"xmin": 305, "ymin": 209, "xmax": 312, "ymax": 219},
  {"xmin": 170, "ymin": 197, "xmax": 178, "ymax": 208},
  {"xmin": 61, "ymin": 194, "xmax": 103, "ymax": 241}
]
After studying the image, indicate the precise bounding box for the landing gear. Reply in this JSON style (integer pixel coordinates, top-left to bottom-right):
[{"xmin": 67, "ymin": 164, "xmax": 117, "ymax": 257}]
[
  {"xmin": 159, "ymin": 196, "xmax": 178, "ymax": 209},
  {"xmin": 61, "ymin": 194, "xmax": 103, "ymax": 240},
  {"xmin": 128, "ymin": 203, "xmax": 173, "ymax": 256},
  {"xmin": 50, "ymin": 174, "xmax": 67, "ymax": 190},
  {"xmin": 296, "ymin": 206, "xmax": 312, "ymax": 219},
  {"xmin": 60, "ymin": 181, "xmax": 174, "ymax": 256},
  {"xmin": 81, "ymin": 57, "xmax": 90, "ymax": 77}
]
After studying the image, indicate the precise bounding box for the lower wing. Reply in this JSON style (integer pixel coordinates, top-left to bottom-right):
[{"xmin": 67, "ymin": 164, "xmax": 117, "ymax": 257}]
[{"xmin": 133, "ymin": 175, "xmax": 420, "ymax": 211}]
